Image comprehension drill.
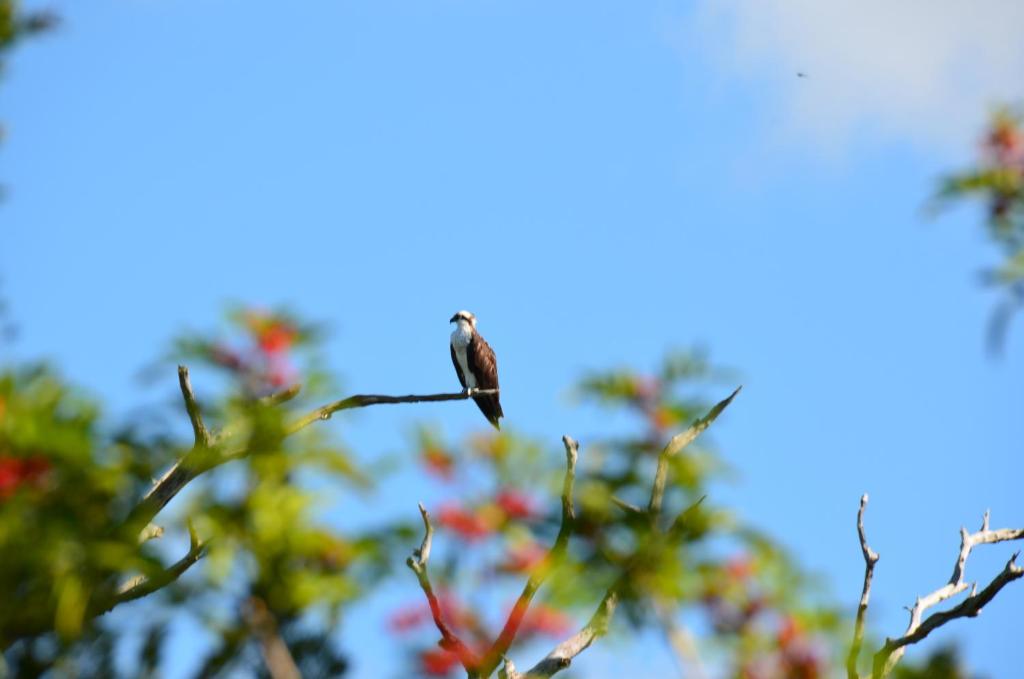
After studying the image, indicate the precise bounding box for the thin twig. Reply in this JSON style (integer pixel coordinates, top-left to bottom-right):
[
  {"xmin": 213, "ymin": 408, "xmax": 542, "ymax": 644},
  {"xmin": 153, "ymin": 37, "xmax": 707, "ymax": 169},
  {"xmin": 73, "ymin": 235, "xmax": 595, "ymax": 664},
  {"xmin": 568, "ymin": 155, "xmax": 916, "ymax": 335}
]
[
  {"xmin": 610, "ymin": 496, "xmax": 644, "ymax": 515},
  {"xmin": 406, "ymin": 503, "xmax": 481, "ymax": 675},
  {"xmin": 478, "ymin": 437, "xmax": 578, "ymax": 677},
  {"xmin": 847, "ymin": 494, "xmax": 880, "ymax": 679},
  {"xmin": 871, "ymin": 511, "xmax": 1024, "ymax": 678},
  {"xmin": 178, "ymin": 365, "xmax": 212, "ymax": 447}
]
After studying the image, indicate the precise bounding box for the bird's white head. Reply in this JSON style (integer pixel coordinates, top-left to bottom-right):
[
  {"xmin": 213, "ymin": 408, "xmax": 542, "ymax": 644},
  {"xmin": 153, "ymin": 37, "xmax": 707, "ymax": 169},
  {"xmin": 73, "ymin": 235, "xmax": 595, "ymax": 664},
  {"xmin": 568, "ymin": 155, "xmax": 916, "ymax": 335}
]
[{"xmin": 449, "ymin": 310, "xmax": 477, "ymax": 334}]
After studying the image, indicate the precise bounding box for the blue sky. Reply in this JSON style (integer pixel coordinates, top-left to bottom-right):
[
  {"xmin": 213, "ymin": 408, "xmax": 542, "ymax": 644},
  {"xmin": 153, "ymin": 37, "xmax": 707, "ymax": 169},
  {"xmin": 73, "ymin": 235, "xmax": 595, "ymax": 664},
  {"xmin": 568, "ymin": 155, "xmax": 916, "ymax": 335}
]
[{"xmin": 2, "ymin": 1, "xmax": 1022, "ymax": 677}]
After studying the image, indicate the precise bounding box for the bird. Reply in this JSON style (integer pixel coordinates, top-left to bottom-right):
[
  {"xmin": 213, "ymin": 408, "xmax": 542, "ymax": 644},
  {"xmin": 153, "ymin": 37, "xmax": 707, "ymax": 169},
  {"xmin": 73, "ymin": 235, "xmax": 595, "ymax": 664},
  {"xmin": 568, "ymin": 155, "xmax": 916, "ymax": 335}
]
[{"xmin": 449, "ymin": 310, "xmax": 503, "ymax": 429}]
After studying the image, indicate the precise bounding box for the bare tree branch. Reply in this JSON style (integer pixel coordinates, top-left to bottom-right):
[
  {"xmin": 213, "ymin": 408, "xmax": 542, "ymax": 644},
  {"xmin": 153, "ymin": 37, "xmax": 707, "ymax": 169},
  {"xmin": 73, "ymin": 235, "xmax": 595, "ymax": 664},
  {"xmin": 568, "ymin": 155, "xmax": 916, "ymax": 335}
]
[
  {"xmin": 847, "ymin": 494, "xmax": 880, "ymax": 679},
  {"xmin": 406, "ymin": 503, "xmax": 481, "ymax": 675},
  {"xmin": 286, "ymin": 388, "xmax": 499, "ymax": 435},
  {"xmin": 124, "ymin": 374, "xmax": 497, "ymax": 542},
  {"xmin": 478, "ymin": 436, "xmax": 578, "ymax": 677},
  {"xmin": 875, "ymin": 553, "xmax": 1022, "ymax": 676},
  {"xmin": 869, "ymin": 511, "xmax": 1024, "ymax": 678},
  {"xmin": 521, "ymin": 585, "xmax": 621, "ymax": 678}
]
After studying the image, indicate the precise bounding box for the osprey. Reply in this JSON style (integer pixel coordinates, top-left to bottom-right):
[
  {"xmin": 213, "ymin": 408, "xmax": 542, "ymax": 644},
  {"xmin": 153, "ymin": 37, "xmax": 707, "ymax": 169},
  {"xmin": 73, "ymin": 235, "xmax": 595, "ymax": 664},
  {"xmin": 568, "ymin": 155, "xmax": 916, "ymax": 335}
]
[{"xmin": 449, "ymin": 310, "xmax": 503, "ymax": 429}]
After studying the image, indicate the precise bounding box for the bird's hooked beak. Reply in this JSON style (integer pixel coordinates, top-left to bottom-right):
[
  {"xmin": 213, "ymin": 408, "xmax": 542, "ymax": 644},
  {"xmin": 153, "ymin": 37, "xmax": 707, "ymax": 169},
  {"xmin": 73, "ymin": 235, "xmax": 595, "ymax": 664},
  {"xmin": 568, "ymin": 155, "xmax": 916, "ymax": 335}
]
[{"xmin": 449, "ymin": 314, "xmax": 459, "ymax": 323}]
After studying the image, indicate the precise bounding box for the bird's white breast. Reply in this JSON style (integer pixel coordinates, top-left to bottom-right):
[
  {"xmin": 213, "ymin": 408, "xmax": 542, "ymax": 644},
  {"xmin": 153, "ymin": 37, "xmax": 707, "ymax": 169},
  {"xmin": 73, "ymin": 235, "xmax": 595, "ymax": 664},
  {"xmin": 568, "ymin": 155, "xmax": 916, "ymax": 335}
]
[{"xmin": 451, "ymin": 325, "xmax": 477, "ymax": 388}]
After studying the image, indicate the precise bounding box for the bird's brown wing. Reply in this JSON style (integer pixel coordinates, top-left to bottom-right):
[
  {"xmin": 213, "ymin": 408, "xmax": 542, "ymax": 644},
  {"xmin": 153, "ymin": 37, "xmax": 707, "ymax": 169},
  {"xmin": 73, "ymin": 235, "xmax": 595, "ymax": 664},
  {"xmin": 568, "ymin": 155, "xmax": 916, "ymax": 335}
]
[
  {"xmin": 467, "ymin": 333, "xmax": 503, "ymax": 429},
  {"xmin": 450, "ymin": 344, "xmax": 467, "ymax": 389}
]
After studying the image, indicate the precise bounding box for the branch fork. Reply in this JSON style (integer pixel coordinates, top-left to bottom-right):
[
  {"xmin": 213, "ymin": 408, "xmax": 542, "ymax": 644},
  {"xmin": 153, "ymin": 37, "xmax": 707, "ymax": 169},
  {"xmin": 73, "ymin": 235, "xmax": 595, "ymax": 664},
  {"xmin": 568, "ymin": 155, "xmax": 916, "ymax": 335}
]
[
  {"xmin": 100, "ymin": 367, "xmax": 501, "ymax": 632},
  {"xmin": 846, "ymin": 497, "xmax": 1024, "ymax": 679}
]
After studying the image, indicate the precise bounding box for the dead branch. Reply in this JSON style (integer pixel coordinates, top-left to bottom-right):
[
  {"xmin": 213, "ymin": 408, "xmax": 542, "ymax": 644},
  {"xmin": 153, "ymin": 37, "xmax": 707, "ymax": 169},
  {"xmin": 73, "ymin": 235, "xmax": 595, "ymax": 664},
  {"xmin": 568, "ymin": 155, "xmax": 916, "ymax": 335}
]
[
  {"xmin": 406, "ymin": 503, "xmax": 482, "ymax": 675},
  {"xmin": 519, "ymin": 586, "xmax": 621, "ymax": 678},
  {"xmin": 286, "ymin": 388, "xmax": 499, "ymax": 434},
  {"xmin": 863, "ymin": 510, "xmax": 1024, "ymax": 678},
  {"xmin": 847, "ymin": 494, "xmax": 880, "ymax": 679}
]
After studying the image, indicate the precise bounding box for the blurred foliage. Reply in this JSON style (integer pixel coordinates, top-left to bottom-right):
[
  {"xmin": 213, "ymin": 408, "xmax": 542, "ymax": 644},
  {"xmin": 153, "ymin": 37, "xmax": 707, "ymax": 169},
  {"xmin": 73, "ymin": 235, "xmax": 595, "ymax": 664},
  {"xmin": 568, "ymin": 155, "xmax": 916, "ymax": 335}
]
[
  {"xmin": 0, "ymin": 1, "xmax": 55, "ymax": 66},
  {"xmin": 392, "ymin": 352, "xmax": 986, "ymax": 679},
  {"xmin": 934, "ymin": 106, "xmax": 1024, "ymax": 347},
  {"xmin": 0, "ymin": 0, "xmax": 56, "ymax": 151},
  {"xmin": 0, "ymin": 364, "xmax": 158, "ymax": 646},
  {"xmin": 0, "ymin": 309, "xmax": 397, "ymax": 677},
  {"xmin": 0, "ymin": 309, "xmax": 990, "ymax": 679},
  {"xmin": 391, "ymin": 350, "xmax": 845, "ymax": 678},
  {"xmin": 891, "ymin": 645, "xmax": 980, "ymax": 679},
  {"xmin": 0, "ymin": 5, "xmax": 1009, "ymax": 677}
]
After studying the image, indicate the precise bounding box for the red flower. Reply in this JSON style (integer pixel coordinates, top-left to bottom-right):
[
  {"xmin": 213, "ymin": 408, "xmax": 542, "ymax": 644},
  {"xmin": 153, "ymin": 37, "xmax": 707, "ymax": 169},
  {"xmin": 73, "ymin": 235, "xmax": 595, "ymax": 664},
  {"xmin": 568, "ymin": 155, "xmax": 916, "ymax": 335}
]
[
  {"xmin": 496, "ymin": 488, "xmax": 534, "ymax": 520},
  {"xmin": 0, "ymin": 458, "xmax": 20, "ymax": 498},
  {"xmin": 388, "ymin": 604, "xmax": 430, "ymax": 633},
  {"xmin": 649, "ymin": 406, "xmax": 674, "ymax": 432},
  {"xmin": 777, "ymin": 615, "xmax": 802, "ymax": 648},
  {"xmin": 419, "ymin": 648, "xmax": 461, "ymax": 676},
  {"xmin": 724, "ymin": 555, "xmax": 754, "ymax": 581},
  {"xmin": 437, "ymin": 503, "xmax": 493, "ymax": 541},
  {"xmin": 497, "ymin": 542, "xmax": 547, "ymax": 573},
  {"xmin": 257, "ymin": 322, "xmax": 297, "ymax": 355},
  {"xmin": 0, "ymin": 456, "xmax": 51, "ymax": 500},
  {"xmin": 521, "ymin": 604, "xmax": 572, "ymax": 637},
  {"xmin": 422, "ymin": 446, "xmax": 456, "ymax": 480}
]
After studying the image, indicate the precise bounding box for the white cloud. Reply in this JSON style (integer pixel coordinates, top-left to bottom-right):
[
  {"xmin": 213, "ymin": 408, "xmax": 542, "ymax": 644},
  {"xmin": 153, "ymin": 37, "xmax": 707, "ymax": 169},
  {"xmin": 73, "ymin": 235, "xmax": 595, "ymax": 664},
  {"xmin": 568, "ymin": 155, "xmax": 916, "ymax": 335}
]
[{"xmin": 689, "ymin": 1, "xmax": 1024, "ymax": 153}]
